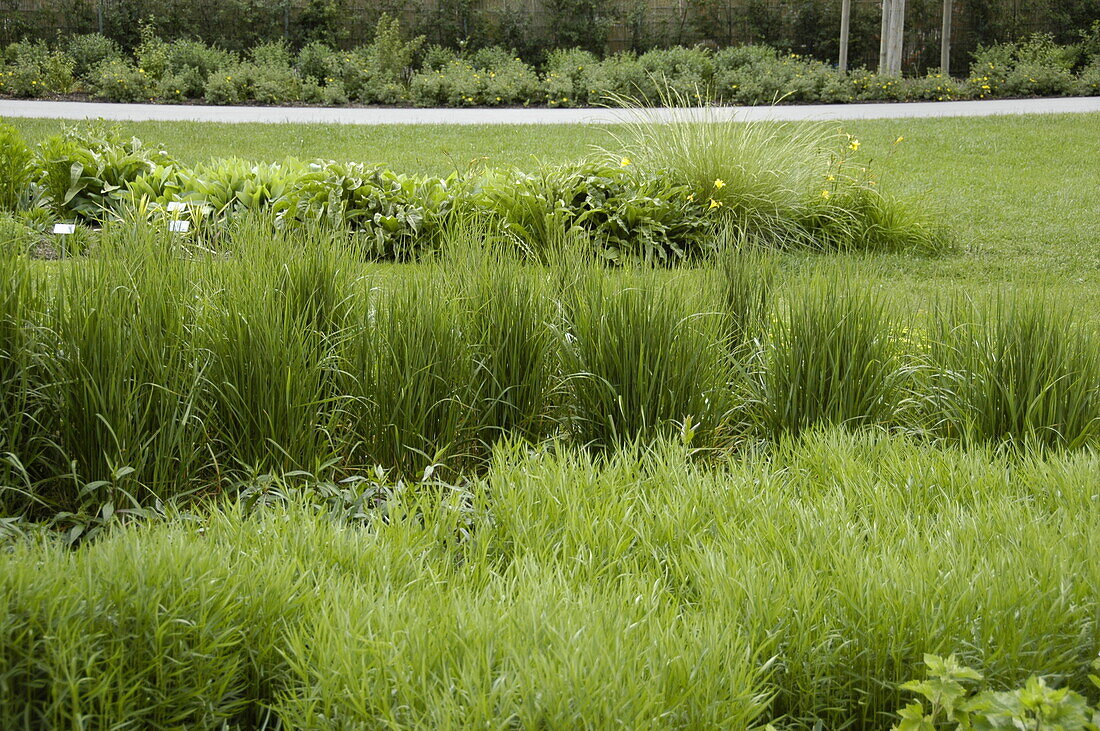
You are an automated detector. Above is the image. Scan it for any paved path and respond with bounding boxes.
[2,97,1099,125]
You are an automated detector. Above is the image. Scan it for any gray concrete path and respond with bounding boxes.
[2,97,1099,124]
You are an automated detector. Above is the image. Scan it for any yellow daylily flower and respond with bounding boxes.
[620,157,632,167]
[713,178,726,189]
[708,198,722,209]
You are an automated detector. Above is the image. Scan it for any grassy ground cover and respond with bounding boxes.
[3,113,1100,728]
[3,434,1100,729]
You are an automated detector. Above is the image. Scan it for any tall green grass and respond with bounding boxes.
[714,235,779,356]
[444,230,560,447]
[929,294,1100,448]
[3,221,1100,518]
[606,96,944,253]
[202,222,349,477]
[0,251,44,514]
[40,252,207,512]
[562,267,729,449]
[345,273,476,476]
[754,270,905,437]
[2,431,1098,728]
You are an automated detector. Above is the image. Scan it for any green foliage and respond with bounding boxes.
[479,159,715,263]
[4,433,1100,726]
[0,40,74,97]
[32,125,174,221]
[359,13,425,104]
[87,57,156,102]
[753,270,905,437]
[0,123,33,212]
[562,268,728,449]
[606,99,941,254]
[65,33,123,80]
[7,121,940,259]
[204,58,302,105]
[410,50,540,107]
[894,654,1100,730]
[4,21,1100,108]
[544,0,613,54]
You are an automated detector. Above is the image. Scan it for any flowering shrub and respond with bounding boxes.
[409,50,539,107]
[88,58,156,103]
[4,24,1099,108]
[0,41,74,98]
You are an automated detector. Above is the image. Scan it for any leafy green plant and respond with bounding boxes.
[0,41,74,97]
[894,654,1100,730]
[66,33,123,80]
[88,57,156,102]
[33,126,174,221]
[358,13,424,104]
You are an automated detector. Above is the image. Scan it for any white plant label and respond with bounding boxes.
[167,201,187,212]
[53,223,76,235]
[168,220,191,233]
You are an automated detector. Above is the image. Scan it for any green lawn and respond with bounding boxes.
[10,112,1100,311]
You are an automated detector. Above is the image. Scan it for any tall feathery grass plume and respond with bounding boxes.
[597,84,946,254]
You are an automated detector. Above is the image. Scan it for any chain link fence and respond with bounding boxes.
[2,0,1094,73]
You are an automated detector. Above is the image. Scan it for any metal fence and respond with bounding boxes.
[1,0,1090,73]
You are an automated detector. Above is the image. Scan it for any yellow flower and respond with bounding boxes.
[687,193,694,202]
[713,178,725,189]
[894,136,904,144]
[708,198,722,209]
[620,157,632,167]
[848,139,860,151]
[820,190,830,200]
[826,174,835,182]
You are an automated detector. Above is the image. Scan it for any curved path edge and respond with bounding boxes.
[2,96,1099,124]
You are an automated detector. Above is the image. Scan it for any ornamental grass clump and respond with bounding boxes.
[753,270,907,437]
[929,294,1100,449]
[604,88,944,253]
[0,251,46,515]
[713,233,779,357]
[439,225,560,447]
[343,272,476,478]
[33,230,208,518]
[201,223,351,477]
[561,267,729,449]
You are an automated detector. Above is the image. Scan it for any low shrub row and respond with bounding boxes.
[3,20,1100,106]
[2,229,1098,525]
[0,121,943,260]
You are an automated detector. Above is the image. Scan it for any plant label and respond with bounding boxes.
[167,201,188,212]
[169,220,191,233]
[53,224,76,235]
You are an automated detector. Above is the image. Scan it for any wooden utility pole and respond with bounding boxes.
[839,0,852,72]
[879,0,893,73]
[885,0,906,74]
[940,0,953,75]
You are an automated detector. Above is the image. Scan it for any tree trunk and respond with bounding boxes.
[839,0,852,72]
